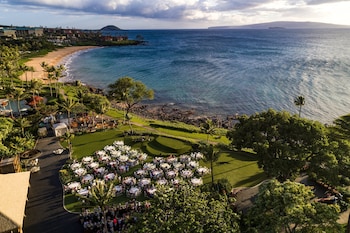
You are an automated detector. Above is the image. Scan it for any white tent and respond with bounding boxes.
[53,123,68,137]
[0,171,31,233]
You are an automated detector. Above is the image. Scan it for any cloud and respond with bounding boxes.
[303,0,350,5]
[5,0,275,19]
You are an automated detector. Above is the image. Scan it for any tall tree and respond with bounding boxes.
[227,109,328,181]
[53,64,65,97]
[61,131,74,159]
[41,62,55,96]
[201,144,221,185]
[79,180,114,233]
[58,97,78,129]
[0,45,20,85]
[200,118,216,143]
[13,87,28,117]
[294,95,305,117]
[3,85,15,118]
[14,117,31,137]
[27,79,43,109]
[246,179,341,233]
[127,184,240,233]
[108,76,154,121]
[331,114,350,141]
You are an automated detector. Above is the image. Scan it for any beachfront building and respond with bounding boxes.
[0,28,16,39]
[0,26,43,39]
[15,27,44,38]
[0,171,31,233]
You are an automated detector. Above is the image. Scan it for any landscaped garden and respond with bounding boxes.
[61,118,266,213]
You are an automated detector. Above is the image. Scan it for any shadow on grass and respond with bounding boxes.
[233,172,267,187]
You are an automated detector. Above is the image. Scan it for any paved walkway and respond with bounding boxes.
[23,136,83,233]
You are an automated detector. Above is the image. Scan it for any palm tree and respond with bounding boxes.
[13,87,28,117]
[294,95,305,117]
[61,131,74,159]
[201,144,221,186]
[58,97,78,129]
[19,64,34,87]
[3,85,15,118]
[41,62,55,96]
[53,65,65,97]
[27,79,43,110]
[200,118,216,143]
[79,180,114,233]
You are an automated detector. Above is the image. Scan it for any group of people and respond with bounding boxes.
[80,200,150,233]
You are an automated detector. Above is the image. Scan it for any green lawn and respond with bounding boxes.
[69,126,266,188]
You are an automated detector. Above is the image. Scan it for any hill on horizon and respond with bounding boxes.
[208,21,350,30]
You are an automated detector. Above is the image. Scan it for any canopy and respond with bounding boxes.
[53,122,68,137]
[0,171,31,233]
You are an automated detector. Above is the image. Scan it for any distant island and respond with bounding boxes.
[208,21,350,30]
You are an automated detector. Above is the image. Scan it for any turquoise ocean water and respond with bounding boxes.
[62,29,350,124]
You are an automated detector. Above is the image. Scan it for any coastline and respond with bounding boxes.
[20,46,98,84]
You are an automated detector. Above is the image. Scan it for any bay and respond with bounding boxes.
[63,29,350,124]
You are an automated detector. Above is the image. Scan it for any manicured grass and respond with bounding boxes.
[201,151,267,187]
[69,126,265,188]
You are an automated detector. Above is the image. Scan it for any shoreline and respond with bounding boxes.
[20,46,98,84]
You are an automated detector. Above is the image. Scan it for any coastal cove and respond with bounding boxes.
[59,29,350,124]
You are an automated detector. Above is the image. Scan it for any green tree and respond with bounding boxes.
[41,62,55,96]
[127,184,240,233]
[27,79,43,109]
[108,76,154,121]
[3,85,15,118]
[14,117,31,137]
[60,131,74,159]
[201,144,221,186]
[52,64,65,97]
[331,114,350,140]
[227,109,328,181]
[246,179,341,233]
[84,93,110,129]
[58,97,78,129]
[0,45,20,85]
[294,95,305,117]
[200,118,216,143]
[13,87,28,117]
[79,180,114,233]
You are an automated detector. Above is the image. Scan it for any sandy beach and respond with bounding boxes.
[20,46,97,84]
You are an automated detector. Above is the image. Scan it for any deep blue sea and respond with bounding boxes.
[62,29,350,124]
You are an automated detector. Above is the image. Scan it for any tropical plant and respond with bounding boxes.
[108,76,154,122]
[294,95,305,117]
[14,117,31,137]
[61,131,74,159]
[58,97,78,129]
[227,109,328,181]
[200,118,216,143]
[201,143,221,185]
[127,184,240,233]
[246,179,341,233]
[78,180,114,233]
[13,87,28,117]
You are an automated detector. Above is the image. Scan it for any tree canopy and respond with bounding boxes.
[107,76,154,119]
[127,184,240,233]
[227,109,328,181]
[246,179,341,233]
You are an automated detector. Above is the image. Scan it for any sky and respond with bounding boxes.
[0,0,350,29]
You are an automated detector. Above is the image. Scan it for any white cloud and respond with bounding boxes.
[1,0,350,29]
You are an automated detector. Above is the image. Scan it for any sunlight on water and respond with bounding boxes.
[62,29,350,124]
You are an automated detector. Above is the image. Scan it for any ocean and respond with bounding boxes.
[62,29,350,124]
